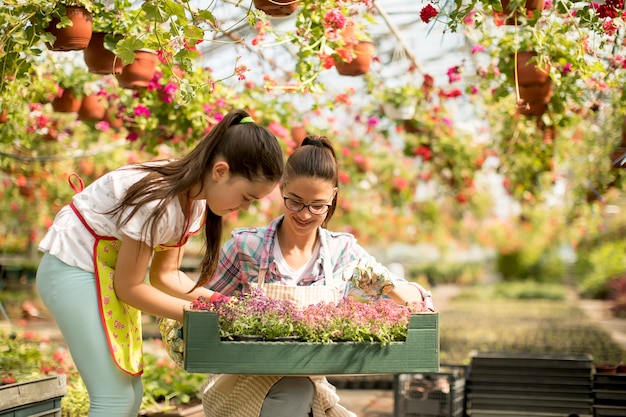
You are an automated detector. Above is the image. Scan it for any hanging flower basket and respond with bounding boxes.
[78,94,106,121]
[335,41,375,76]
[515,51,550,86]
[83,32,124,74]
[516,80,553,116]
[500,0,545,25]
[51,89,82,113]
[46,6,93,51]
[116,50,159,89]
[253,0,299,17]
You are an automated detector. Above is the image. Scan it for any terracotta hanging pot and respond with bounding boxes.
[334,24,375,76]
[253,0,299,17]
[116,50,159,89]
[516,79,553,116]
[83,32,123,74]
[501,0,545,24]
[515,51,550,86]
[335,41,375,76]
[103,106,124,130]
[0,108,7,123]
[403,119,424,134]
[78,94,106,121]
[290,126,308,147]
[46,6,93,51]
[51,89,82,113]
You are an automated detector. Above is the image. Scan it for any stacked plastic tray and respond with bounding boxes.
[593,371,626,417]
[465,352,594,417]
[393,365,466,417]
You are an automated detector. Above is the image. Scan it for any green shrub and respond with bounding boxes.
[493,281,568,300]
[495,249,565,282]
[574,240,626,299]
[405,261,485,285]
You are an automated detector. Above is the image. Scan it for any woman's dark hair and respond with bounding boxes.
[283,135,338,228]
[109,109,284,288]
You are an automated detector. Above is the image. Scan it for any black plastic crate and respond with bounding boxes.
[394,365,466,417]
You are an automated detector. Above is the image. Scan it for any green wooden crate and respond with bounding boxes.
[0,375,66,417]
[183,310,439,375]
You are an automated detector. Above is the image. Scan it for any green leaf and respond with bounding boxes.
[116,37,145,65]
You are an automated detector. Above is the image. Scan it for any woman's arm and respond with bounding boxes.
[113,235,213,321]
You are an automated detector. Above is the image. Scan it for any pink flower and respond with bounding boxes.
[392,177,409,191]
[323,9,347,30]
[133,105,151,117]
[126,131,139,142]
[235,65,248,81]
[268,121,289,138]
[446,65,462,83]
[561,63,573,75]
[95,121,111,131]
[471,44,485,54]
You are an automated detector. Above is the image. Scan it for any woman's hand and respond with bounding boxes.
[342,258,395,297]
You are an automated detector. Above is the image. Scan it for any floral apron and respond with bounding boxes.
[202,234,356,417]
[68,174,197,376]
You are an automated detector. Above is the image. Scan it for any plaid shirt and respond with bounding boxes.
[206,216,434,310]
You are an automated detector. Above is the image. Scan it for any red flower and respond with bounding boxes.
[420,4,438,23]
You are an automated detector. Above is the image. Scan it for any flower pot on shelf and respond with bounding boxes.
[116,50,159,89]
[501,0,545,24]
[253,0,299,17]
[83,32,124,74]
[0,375,67,416]
[51,89,82,113]
[78,94,106,121]
[46,6,93,51]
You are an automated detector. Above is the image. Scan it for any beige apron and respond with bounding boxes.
[202,236,355,417]
[69,174,196,376]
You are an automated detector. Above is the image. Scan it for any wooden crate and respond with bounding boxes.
[183,311,439,375]
[0,375,66,417]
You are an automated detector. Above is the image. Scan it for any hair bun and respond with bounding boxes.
[302,137,323,147]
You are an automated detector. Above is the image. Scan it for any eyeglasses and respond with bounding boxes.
[283,196,332,215]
